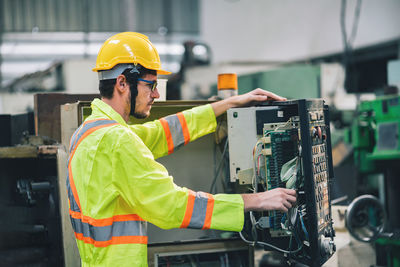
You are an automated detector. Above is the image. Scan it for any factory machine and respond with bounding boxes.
[345,94,400,267]
[0,94,340,266]
[59,98,254,267]
[227,99,336,266]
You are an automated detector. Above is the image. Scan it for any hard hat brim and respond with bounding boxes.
[157,69,172,75]
[93,65,171,75]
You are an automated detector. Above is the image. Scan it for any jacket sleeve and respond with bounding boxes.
[112,129,244,231]
[128,104,217,159]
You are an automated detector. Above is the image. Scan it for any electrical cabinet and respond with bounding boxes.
[228,99,336,266]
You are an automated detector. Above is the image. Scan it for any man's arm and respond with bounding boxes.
[211,88,296,213]
[241,188,297,213]
[211,88,287,117]
[131,104,217,159]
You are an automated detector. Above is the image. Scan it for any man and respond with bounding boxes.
[67,32,296,266]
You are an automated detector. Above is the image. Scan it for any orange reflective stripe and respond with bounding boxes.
[69,209,81,219]
[70,123,119,161]
[75,233,148,247]
[159,118,174,154]
[69,209,145,226]
[68,120,119,211]
[68,164,82,211]
[180,190,196,228]
[69,126,81,152]
[202,193,214,229]
[67,119,149,248]
[180,191,215,230]
[177,112,190,145]
[69,119,100,153]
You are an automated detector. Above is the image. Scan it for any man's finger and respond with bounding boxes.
[283,188,297,195]
[280,205,288,213]
[287,195,297,204]
[254,88,286,101]
[283,200,292,210]
[266,91,286,101]
[253,95,269,102]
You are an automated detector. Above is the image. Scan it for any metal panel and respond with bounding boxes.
[377,122,398,151]
[57,147,80,267]
[388,59,400,86]
[2,0,117,32]
[136,0,165,32]
[149,240,253,267]
[170,0,199,33]
[2,0,199,33]
[226,107,259,182]
[34,93,99,142]
[136,0,199,33]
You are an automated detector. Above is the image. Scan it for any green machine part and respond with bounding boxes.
[211,64,321,99]
[376,238,400,267]
[347,61,400,266]
[363,96,400,161]
[348,105,376,173]
[237,64,321,99]
[349,95,400,173]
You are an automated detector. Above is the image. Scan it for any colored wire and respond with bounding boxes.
[239,230,303,254]
[299,211,309,240]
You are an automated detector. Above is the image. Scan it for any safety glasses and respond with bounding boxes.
[137,78,157,92]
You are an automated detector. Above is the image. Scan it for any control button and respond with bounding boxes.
[310,113,318,121]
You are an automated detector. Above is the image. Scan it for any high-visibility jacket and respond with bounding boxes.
[67,98,244,266]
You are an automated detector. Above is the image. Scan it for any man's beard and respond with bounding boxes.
[129,87,147,119]
[129,86,151,119]
[133,111,148,119]
[132,97,151,119]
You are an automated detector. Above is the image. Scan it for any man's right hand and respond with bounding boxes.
[241,188,297,213]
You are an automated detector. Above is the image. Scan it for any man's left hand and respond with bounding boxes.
[230,88,286,107]
[212,88,286,117]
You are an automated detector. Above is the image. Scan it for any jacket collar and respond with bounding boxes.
[91,98,128,127]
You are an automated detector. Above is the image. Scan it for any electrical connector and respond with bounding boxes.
[261,136,271,144]
[262,148,272,156]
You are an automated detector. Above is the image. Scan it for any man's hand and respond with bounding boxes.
[241,188,297,213]
[211,88,287,117]
[230,88,287,107]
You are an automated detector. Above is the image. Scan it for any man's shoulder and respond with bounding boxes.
[77,117,133,140]
[101,122,134,137]
[104,123,143,143]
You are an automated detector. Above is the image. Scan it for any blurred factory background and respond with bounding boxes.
[1,0,399,112]
[0,0,400,267]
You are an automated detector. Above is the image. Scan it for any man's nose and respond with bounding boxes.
[151,87,160,99]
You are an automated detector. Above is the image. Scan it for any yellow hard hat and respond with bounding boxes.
[93,32,171,75]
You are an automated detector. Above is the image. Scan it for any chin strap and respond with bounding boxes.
[124,65,141,116]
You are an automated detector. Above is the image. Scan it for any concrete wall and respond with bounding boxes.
[201,0,400,63]
[0,92,35,114]
[62,59,98,94]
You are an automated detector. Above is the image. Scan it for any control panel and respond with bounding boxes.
[227,99,335,266]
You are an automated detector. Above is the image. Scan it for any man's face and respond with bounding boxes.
[133,74,159,119]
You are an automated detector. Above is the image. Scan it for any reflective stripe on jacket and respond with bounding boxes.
[67,98,244,266]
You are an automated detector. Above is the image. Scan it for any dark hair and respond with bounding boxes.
[99,79,117,99]
[99,65,157,99]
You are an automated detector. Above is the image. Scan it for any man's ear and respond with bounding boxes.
[115,75,128,94]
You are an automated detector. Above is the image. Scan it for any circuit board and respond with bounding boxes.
[264,128,298,235]
[227,99,336,267]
